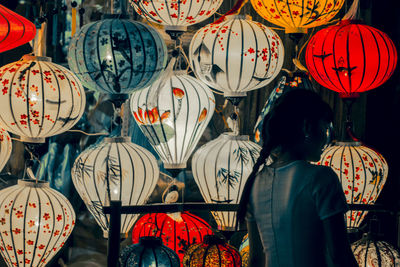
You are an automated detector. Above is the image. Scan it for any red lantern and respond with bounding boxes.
[306,20,397,98]
[132,212,213,263]
[0,4,36,53]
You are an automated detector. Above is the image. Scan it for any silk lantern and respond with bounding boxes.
[132,211,213,263]
[71,137,159,238]
[192,133,261,230]
[0,55,86,143]
[0,179,75,267]
[306,20,397,98]
[317,141,388,229]
[250,0,345,33]
[68,16,167,97]
[189,15,284,97]
[130,72,215,169]
[239,234,249,267]
[183,235,241,267]
[0,128,11,172]
[0,4,36,53]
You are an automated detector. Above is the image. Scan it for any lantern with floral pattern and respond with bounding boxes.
[0,128,11,172]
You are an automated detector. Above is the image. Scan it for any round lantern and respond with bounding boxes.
[68,16,167,97]
[239,234,249,267]
[0,179,75,267]
[352,233,400,267]
[0,55,86,143]
[250,0,345,33]
[130,0,224,32]
[130,72,215,169]
[189,15,284,97]
[71,137,159,238]
[317,141,389,229]
[132,211,213,262]
[0,4,36,53]
[0,128,11,172]
[183,235,241,267]
[306,20,397,98]
[120,237,180,267]
[192,133,261,230]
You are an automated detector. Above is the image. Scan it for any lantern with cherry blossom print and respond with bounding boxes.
[0,55,86,143]
[0,179,75,267]
[0,128,11,172]
[130,72,215,169]
[189,15,284,97]
[306,20,397,98]
[317,141,389,229]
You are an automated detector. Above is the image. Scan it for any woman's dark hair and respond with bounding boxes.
[237,89,334,225]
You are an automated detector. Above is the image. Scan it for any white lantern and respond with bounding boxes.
[71,137,159,238]
[0,55,86,143]
[192,133,261,230]
[317,141,388,229]
[0,128,11,172]
[130,72,215,169]
[189,15,284,97]
[0,179,75,267]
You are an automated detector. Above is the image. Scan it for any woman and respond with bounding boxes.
[237,90,358,267]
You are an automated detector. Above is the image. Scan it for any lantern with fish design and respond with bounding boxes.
[130,72,215,169]
[0,55,86,143]
[317,141,388,229]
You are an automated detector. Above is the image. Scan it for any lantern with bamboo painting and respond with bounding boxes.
[0,128,11,172]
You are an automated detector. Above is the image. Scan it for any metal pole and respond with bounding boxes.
[107,201,122,267]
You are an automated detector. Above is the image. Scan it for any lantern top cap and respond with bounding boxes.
[102,14,130,19]
[334,141,362,146]
[139,236,163,246]
[203,235,225,245]
[225,14,252,21]
[221,132,249,141]
[338,19,364,26]
[18,179,49,188]
[104,136,131,143]
[21,54,52,62]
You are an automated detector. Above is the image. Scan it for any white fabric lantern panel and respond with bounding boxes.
[0,55,86,143]
[71,137,159,238]
[317,141,388,229]
[189,15,284,97]
[131,0,224,31]
[0,128,11,172]
[130,72,215,169]
[192,133,261,230]
[0,180,75,267]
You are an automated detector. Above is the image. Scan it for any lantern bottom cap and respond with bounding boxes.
[285,27,307,34]
[218,225,236,231]
[223,92,247,97]
[164,25,187,32]
[164,163,186,169]
[103,231,128,239]
[19,136,46,143]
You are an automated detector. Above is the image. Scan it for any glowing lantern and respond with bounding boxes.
[239,234,249,267]
[130,72,215,169]
[0,4,36,53]
[189,15,284,97]
[71,137,159,238]
[0,179,75,267]
[0,55,86,143]
[132,211,213,263]
[68,16,167,97]
[306,20,397,98]
[192,133,261,230]
[183,235,241,267]
[0,128,11,172]
[317,141,388,229]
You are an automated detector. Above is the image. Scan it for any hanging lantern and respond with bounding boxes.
[0,128,11,172]
[183,235,241,267]
[68,16,168,98]
[0,55,86,143]
[352,233,400,267]
[0,4,36,53]
[239,234,249,267]
[0,179,75,267]
[130,72,215,169]
[71,137,159,238]
[250,0,345,33]
[317,141,389,229]
[189,15,284,97]
[192,133,261,230]
[120,237,180,267]
[254,71,314,143]
[132,211,213,263]
[306,20,397,98]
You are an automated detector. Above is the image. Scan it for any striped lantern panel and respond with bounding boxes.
[71,137,159,238]
[130,0,224,31]
[0,180,75,267]
[0,55,86,143]
[189,15,284,97]
[0,128,11,172]
[130,72,215,169]
[250,0,345,33]
[317,141,388,229]
[68,17,167,96]
[306,20,397,98]
[192,133,261,230]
